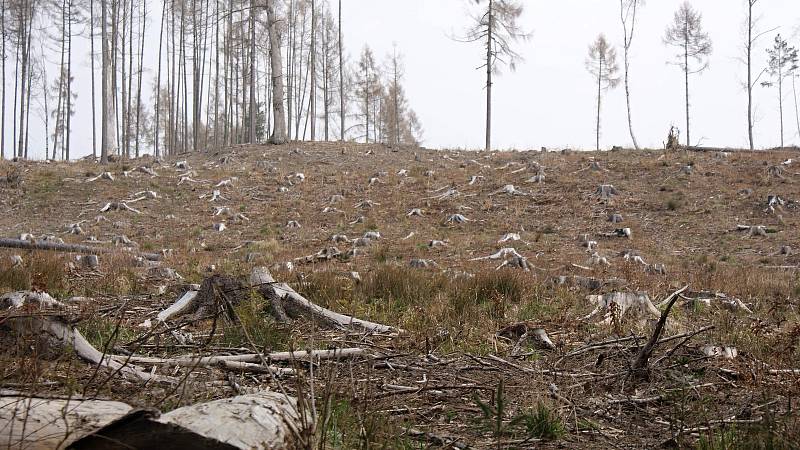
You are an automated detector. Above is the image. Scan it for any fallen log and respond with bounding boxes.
[2,391,309,450]
[122,348,368,367]
[0,395,135,449]
[0,238,162,262]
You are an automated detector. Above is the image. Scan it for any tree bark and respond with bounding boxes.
[747,1,755,151]
[620,0,640,150]
[101,0,117,164]
[338,0,344,140]
[90,0,97,159]
[248,0,257,144]
[684,30,690,147]
[310,0,316,141]
[484,0,493,152]
[266,0,287,144]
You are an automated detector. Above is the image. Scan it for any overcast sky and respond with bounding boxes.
[3,0,800,159]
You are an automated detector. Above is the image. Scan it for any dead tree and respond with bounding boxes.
[619,0,643,150]
[459,0,529,151]
[762,34,799,148]
[664,2,712,147]
[586,34,620,151]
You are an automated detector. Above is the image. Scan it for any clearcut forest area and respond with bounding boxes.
[2,144,800,448]
[2,0,800,449]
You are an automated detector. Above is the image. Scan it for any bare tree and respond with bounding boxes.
[101,0,117,164]
[742,0,779,151]
[664,1,712,147]
[266,0,287,144]
[337,0,344,140]
[460,0,529,152]
[1,0,5,159]
[793,71,800,142]
[762,34,799,148]
[355,45,378,143]
[619,0,643,150]
[586,34,620,151]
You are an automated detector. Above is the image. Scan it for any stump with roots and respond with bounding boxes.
[497,322,556,352]
[583,292,660,326]
[608,213,624,223]
[665,126,680,150]
[596,184,618,200]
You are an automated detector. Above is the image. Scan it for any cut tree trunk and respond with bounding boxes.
[1,391,309,450]
[0,238,162,261]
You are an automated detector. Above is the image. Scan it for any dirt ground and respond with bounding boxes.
[1,143,800,449]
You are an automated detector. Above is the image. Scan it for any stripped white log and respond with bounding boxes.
[253,267,401,334]
[124,348,368,366]
[147,290,200,325]
[425,188,459,200]
[471,247,524,261]
[100,202,141,214]
[87,171,115,182]
[407,208,424,217]
[490,184,527,196]
[402,232,416,240]
[215,178,235,188]
[286,220,301,229]
[397,169,409,176]
[468,175,484,185]
[0,396,133,449]
[214,222,227,232]
[497,233,522,244]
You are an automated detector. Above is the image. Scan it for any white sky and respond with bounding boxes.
[2,0,800,159]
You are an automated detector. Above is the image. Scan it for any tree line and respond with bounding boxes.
[0,0,423,162]
[470,0,799,151]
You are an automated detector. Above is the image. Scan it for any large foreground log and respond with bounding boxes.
[0,238,162,262]
[1,392,309,449]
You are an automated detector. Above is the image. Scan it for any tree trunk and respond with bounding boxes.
[266,0,287,144]
[66,0,73,160]
[16,6,28,159]
[793,73,800,143]
[778,67,784,148]
[248,0,256,144]
[155,0,166,159]
[101,0,117,164]
[684,35,690,147]
[620,0,640,150]
[90,0,97,159]
[747,2,754,151]
[596,59,602,151]
[213,0,220,151]
[485,0,493,152]
[0,0,5,160]
[135,0,146,158]
[310,0,316,141]
[338,0,344,140]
